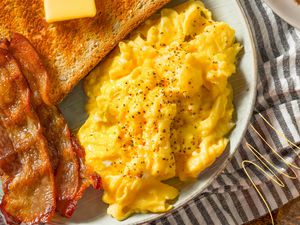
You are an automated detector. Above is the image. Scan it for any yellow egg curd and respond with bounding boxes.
[78,0,242,220]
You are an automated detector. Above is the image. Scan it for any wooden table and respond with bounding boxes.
[247,197,300,225]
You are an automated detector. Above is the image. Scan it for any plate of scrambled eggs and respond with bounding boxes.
[59,0,257,224]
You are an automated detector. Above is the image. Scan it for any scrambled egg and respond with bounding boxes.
[78,0,241,220]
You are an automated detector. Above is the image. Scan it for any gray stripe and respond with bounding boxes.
[270,59,288,104]
[282,55,299,100]
[273,106,295,145]
[255,0,280,58]
[276,176,294,202]
[206,196,230,225]
[183,205,200,225]
[243,188,261,219]
[285,102,300,141]
[249,2,292,107]
[239,131,258,162]
[215,195,238,225]
[160,217,171,225]
[256,185,270,212]
[265,181,283,209]
[194,198,214,224]
[290,176,300,194]
[255,67,269,111]
[257,64,277,111]
[219,167,251,223]
[216,177,243,224]
[249,117,283,165]
[241,0,269,62]
[274,15,290,52]
[288,26,300,45]
[272,109,300,199]
[227,150,243,170]
[171,210,185,225]
[262,111,295,201]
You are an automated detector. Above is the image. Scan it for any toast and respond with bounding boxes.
[0,0,171,104]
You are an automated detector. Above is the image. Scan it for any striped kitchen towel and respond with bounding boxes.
[148,0,300,225]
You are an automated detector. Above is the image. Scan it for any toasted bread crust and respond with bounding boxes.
[0,0,170,103]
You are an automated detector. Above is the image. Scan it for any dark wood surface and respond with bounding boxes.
[247,197,300,225]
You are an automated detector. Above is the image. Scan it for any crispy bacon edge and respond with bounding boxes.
[57,138,102,217]
[8,33,102,217]
[0,46,56,224]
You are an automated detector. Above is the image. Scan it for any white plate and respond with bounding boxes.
[57,0,257,224]
[263,0,300,30]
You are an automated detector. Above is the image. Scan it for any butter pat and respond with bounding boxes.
[44,0,97,23]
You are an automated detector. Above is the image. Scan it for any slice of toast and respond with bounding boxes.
[0,0,170,104]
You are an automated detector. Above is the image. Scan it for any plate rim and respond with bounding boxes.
[60,0,259,224]
[129,0,259,224]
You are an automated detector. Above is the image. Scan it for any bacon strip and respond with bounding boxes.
[9,33,101,217]
[0,48,56,224]
[9,33,80,202]
[57,138,102,217]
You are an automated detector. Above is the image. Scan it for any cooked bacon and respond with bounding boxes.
[71,137,102,191]
[0,39,9,50]
[9,33,101,217]
[0,124,20,185]
[0,48,56,224]
[57,138,102,217]
[9,33,80,202]
[8,35,51,105]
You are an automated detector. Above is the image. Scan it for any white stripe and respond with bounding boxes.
[283,22,298,51]
[176,208,193,225]
[266,10,287,54]
[223,162,236,174]
[211,194,238,225]
[262,183,279,211]
[247,121,270,156]
[284,177,300,200]
[201,197,223,225]
[239,0,264,63]
[235,139,256,164]
[257,1,284,56]
[210,177,219,189]
[249,186,269,216]
[291,101,300,132]
[257,111,283,150]
[260,61,279,105]
[189,200,207,225]
[257,110,292,204]
[281,106,300,142]
[278,17,293,52]
[250,1,275,59]
[166,213,178,225]
[222,192,244,224]
[231,148,246,166]
[222,168,250,190]
[255,65,269,109]
[276,55,292,100]
[235,190,256,222]
[269,109,293,148]
[272,179,289,204]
